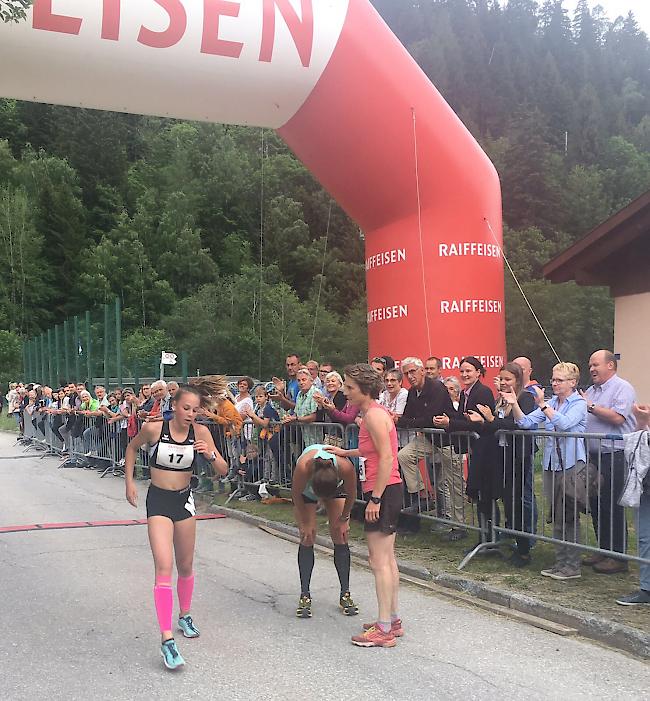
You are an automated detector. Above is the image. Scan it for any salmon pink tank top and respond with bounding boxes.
[358,403,402,494]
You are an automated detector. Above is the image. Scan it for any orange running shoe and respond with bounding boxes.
[362,619,403,637]
[351,625,397,648]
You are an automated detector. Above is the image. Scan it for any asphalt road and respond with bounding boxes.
[0,432,647,701]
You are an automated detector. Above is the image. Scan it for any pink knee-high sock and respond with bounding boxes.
[153,577,173,633]
[177,573,195,615]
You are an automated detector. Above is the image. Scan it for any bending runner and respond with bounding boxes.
[327,364,403,648]
[291,444,359,619]
[125,377,228,670]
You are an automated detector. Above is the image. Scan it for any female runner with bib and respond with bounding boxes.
[291,444,359,619]
[327,364,403,648]
[125,377,228,670]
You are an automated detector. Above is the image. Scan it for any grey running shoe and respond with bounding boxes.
[615,590,650,606]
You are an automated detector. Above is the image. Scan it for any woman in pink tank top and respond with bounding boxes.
[326,363,403,649]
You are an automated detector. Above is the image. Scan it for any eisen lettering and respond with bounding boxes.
[31,0,315,67]
[202,0,244,59]
[259,0,314,67]
[367,305,408,323]
[138,0,187,49]
[439,299,502,314]
[365,248,407,271]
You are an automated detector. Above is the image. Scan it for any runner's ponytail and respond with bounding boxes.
[311,457,339,500]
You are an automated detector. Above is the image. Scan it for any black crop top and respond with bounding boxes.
[149,420,197,473]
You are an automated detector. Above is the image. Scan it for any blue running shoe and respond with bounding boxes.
[178,614,200,638]
[160,638,185,670]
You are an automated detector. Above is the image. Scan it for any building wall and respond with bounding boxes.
[615,292,650,401]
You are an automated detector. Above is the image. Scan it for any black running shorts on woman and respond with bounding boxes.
[363,483,402,534]
[146,484,196,522]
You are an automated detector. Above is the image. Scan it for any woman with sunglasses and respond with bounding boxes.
[501,362,587,580]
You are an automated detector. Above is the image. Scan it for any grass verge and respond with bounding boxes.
[0,414,18,432]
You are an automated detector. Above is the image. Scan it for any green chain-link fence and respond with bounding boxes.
[22,298,188,389]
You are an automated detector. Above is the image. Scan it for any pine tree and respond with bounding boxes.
[0,185,51,334]
[500,107,563,232]
[18,151,86,316]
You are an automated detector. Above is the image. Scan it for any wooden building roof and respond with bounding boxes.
[543,190,650,297]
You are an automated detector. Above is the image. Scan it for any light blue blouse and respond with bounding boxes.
[516,391,587,471]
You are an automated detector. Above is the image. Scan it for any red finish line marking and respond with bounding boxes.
[0,514,225,534]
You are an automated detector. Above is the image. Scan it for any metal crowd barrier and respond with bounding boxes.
[15,408,59,457]
[17,410,39,449]
[344,424,481,535]
[470,428,650,571]
[208,420,648,573]
[15,410,125,476]
[219,420,347,503]
[212,420,485,537]
[55,413,120,475]
[16,411,649,573]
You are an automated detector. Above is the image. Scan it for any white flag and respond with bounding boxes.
[161,352,178,366]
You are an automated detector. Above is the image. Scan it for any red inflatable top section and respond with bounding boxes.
[0,0,506,378]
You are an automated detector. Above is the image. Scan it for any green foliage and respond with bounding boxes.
[139,191,219,297]
[122,328,172,378]
[0,101,25,149]
[18,150,86,315]
[0,139,17,185]
[0,184,50,334]
[0,329,22,385]
[505,278,614,383]
[162,265,368,378]
[0,0,31,23]
[599,136,650,211]
[503,225,566,281]
[77,212,176,329]
[560,165,610,239]
[499,108,564,232]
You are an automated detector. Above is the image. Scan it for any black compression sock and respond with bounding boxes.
[334,543,351,595]
[298,545,315,596]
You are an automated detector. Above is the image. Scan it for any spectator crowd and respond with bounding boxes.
[3,348,649,606]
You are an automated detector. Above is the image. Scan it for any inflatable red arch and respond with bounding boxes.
[0,0,505,375]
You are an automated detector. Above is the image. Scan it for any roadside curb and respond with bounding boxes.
[208,502,650,660]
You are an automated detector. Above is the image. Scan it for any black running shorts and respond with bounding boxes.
[146,484,196,522]
[363,483,403,535]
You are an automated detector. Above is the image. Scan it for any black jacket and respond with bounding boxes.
[482,391,537,463]
[445,381,499,500]
[397,377,457,430]
[448,381,496,433]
